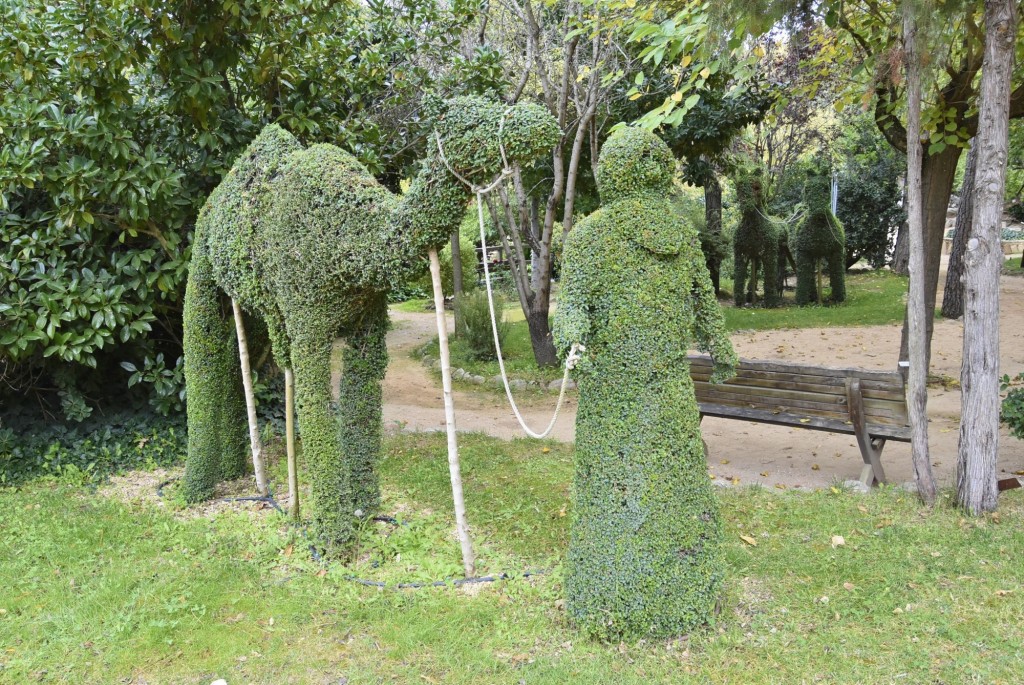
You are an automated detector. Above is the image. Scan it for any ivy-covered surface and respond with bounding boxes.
[732,168,785,308]
[183,96,558,555]
[554,128,738,639]
[794,171,847,305]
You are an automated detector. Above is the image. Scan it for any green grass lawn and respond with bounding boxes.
[1005,254,1024,275]
[3,432,1023,684]
[417,270,909,384]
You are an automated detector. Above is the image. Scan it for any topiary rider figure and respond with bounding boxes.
[794,170,847,304]
[554,128,738,639]
[183,97,559,556]
[733,167,785,307]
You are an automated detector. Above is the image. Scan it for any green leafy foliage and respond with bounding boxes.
[732,167,784,308]
[794,170,847,305]
[0,410,185,485]
[1001,372,1024,441]
[554,128,737,639]
[0,0,503,417]
[183,97,559,555]
[455,290,509,361]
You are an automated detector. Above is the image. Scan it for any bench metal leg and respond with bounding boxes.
[846,378,888,486]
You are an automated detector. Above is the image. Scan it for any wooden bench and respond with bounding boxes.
[688,355,911,486]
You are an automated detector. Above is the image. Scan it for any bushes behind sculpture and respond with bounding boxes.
[554,127,737,639]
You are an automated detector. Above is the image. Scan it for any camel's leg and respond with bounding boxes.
[827,248,847,303]
[339,298,389,518]
[795,248,817,306]
[182,248,248,502]
[290,324,354,554]
[816,260,823,304]
[750,259,759,306]
[761,244,780,308]
[734,251,748,307]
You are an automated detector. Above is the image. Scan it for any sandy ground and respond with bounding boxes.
[378,266,1024,490]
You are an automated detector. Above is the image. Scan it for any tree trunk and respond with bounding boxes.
[903,11,938,506]
[898,143,964,368]
[231,298,269,496]
[526,308,558,367]
[705,174,723,296]
[957,0,1015,515]
[891,220,910,275]
[941,141,978,319]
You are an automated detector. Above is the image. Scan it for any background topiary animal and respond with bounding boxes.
[554,127,738,639]
[183,96,559,555]
[794,170,847,305]
[732,167,785,307]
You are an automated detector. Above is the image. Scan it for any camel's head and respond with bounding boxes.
[734,166,766,210]
[431,96,560,186]
[802,169,833,215]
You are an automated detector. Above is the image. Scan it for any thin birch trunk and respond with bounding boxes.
[957,0,1016,515]
[285,367,298,519]
[904,10,938,505]
[231,298,269,496]
[428,247,475,576]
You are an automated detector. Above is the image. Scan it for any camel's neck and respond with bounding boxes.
[387,149,471,277]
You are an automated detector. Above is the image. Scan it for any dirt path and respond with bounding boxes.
[379,270,1024,489]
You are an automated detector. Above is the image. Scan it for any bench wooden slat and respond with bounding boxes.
[690,369,908,403]
[688,354,904,384]
[693,382,908,424]
[698,403,912,441]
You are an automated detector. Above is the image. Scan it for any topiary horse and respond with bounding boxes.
[183,96,559,555]
[554,128,737,639]
[733,168,785,308]
[794,170,847,304]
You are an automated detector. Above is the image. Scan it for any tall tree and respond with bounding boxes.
[903,6,938,505]
[957,0,1017,515]
[476,0,631,366]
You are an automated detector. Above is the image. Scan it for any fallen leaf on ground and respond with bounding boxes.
[739,535,758,546]
[843,582,855,591]
[831,535,846,548]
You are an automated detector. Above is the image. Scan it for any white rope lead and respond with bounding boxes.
[434,117,581,439]
[476,192,582,439]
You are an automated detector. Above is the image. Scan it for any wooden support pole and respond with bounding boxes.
[428,247,476,577]
[231,298,269,496]
[284,367,298,519]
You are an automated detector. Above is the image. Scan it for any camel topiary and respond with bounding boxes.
[183,96,559,555]
[794,171,847,304]
[733,167,786,308]
[554,128,738,639]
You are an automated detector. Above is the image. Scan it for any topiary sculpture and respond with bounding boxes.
[183,96,559,555]
[733,167,785,307]
[553,128,738,640]
[794,170,847,305]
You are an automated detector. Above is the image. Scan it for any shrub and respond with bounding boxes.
[0,410,186,486]
[1001,372,1024,440]
[456,290,508,361]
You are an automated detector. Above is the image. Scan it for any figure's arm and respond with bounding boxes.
[553,231,592,363]
[689,233,737,384]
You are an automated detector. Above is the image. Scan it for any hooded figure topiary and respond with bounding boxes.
[554,127,738,640]
[794,170,847,305]
[183,96,559,556]
[733,167,786,307]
